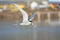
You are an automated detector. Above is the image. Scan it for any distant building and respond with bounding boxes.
[0,0,48,4]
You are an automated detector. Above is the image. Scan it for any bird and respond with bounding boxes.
[13,4,32,25]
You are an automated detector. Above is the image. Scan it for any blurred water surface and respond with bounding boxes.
[0,21,60,40]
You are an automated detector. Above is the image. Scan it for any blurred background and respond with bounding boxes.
[0,0,60,40]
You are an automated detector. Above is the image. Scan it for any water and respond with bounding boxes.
[0,21,60,40]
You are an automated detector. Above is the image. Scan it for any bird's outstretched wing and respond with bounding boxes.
[14,4,29,22]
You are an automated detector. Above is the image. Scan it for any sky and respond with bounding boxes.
[0,0,60,2]
[0,0,23,1]
[49,0,60,2]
